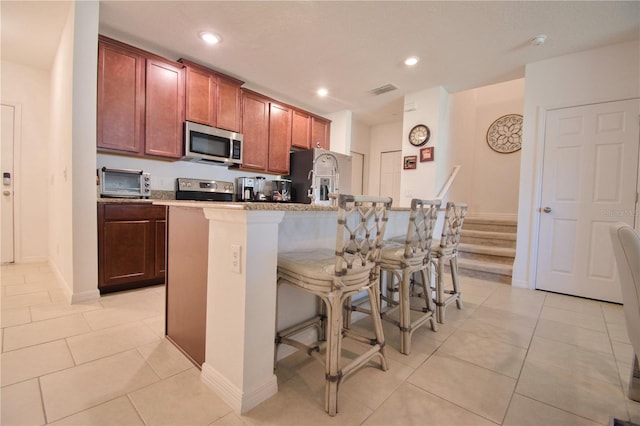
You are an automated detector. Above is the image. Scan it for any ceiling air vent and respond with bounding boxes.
[368,83,398,96]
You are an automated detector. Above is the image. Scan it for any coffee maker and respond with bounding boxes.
[235,177,255,201]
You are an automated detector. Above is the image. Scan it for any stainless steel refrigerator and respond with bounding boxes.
[288,148,352,204]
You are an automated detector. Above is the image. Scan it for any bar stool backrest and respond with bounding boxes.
[610,222,640,360]
[336,194,393,277]
[404,199,441,260]
[439,202,468,251]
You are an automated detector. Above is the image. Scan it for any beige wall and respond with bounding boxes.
[1,61,50,263]
[447,78,524,217]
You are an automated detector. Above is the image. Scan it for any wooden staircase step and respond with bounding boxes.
[461,230,516,248]
[457,243,515,264]
[461,229,516,240]
[463,216,517,233]
[450,258,513,284]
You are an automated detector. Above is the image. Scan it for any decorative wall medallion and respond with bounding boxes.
[486,114,523,153]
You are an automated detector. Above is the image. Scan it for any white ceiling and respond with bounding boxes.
[2,1,639,125]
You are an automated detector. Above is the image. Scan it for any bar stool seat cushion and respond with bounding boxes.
[380,241,428,269]
[278,249,374,289]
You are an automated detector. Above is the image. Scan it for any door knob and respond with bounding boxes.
[3,190,10,196]
[543,207,552,213]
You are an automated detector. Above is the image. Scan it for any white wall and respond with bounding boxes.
[70,1,100,301]
[49,5,75,291]
[49,1,100,301]
[326,110,351,155]
[401,86,449,207]
[1,61,50,263]
[447,79,524,217]
[350,118,371,194]
[368,120,402,197]
[513,40,640,289]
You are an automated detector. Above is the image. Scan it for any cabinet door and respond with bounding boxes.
[291,109,311,149]
[145,58,185,158]
[101,219,153,287]
[268,103,292,174]
[98,204,166,293]
[97,41,145,154]
[216,77,242,132]
[311,117,330,150]
[184,66,215,126]
[241,91,269,171]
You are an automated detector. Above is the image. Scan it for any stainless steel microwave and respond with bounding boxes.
[99,167,151,198]
[183,121,243,166]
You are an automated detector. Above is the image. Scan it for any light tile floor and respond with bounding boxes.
[1,262,639,425]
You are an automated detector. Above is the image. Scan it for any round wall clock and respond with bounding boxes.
[408,124,430,147]
[486,114,523,153]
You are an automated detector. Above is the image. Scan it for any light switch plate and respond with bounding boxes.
[231,244,241,273]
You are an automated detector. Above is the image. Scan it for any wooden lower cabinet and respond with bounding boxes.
[97,202,167,294]
[165,206,208,367]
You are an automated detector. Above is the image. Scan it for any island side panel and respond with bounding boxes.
[166,206,209,366]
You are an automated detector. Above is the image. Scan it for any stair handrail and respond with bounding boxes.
[435,165,461,201]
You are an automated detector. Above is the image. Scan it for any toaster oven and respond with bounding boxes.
[99,167,151,198]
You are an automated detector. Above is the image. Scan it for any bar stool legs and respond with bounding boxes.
[431,201,467,324]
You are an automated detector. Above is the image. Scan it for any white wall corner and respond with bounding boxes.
[201,362,278,414]
[326,109,353,154]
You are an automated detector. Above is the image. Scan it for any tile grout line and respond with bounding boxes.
[497,290,548,424]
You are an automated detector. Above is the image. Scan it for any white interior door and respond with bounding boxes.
[380,150,401,206]
[350,151,364,195]
[1,104,15,263]
[536,99,640,303]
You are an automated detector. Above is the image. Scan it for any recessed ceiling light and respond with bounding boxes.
[317,88,328,97]
[530,34,547,46]
[404,56,419,66]
[199,32,221,45]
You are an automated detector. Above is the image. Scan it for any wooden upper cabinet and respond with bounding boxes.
[291,109,311,149]
[216,76,242,132]
[97,40,145,154]
[145,58,185,159]
[241,91,269,171]
[268,103,292,174]
[311,117,331,150]
[184,65,215,126]
[181,59,243,132]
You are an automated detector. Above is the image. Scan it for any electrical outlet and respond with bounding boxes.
[231,244,241,273]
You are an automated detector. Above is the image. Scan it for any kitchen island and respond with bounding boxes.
[154,200,409,414]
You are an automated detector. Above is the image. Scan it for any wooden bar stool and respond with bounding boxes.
[275,194,392,416]
[378,198,441,355]
[431,201,468,323]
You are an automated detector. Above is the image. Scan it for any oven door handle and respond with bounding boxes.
[101,166,143,175]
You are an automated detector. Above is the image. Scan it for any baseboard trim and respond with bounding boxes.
[511,278,529,289]
[71,289,101,304]
[200,363,278,414]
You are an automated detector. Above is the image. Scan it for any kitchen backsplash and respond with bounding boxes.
[97,153,280,192]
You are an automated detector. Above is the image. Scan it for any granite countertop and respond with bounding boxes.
[152,200,339,211]
[97,190,175,204]
[152,199,410,212]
